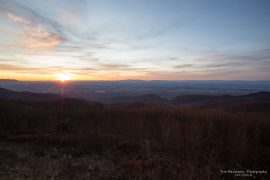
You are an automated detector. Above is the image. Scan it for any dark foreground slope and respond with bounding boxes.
[0,88,269,179]
[172,91,270,104]
[0,87,61,101]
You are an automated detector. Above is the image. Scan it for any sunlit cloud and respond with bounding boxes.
[0,0,269,80]
[5,11,32,25]
[3,11,64,49]
[24,27,63,49]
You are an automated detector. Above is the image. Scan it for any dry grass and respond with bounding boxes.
[0,101,269,179]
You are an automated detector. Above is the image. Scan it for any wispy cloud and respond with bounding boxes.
[170,48,270,79]
[174,64,194,69]
[0,0,269,80]
[1,7,65,50]
[5,11,31,25]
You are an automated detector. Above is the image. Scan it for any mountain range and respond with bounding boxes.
[1,87,270,111]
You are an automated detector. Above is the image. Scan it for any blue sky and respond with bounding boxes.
[0,0,270,80]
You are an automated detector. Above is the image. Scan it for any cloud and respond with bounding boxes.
[201,49,270,70]
[0,1,269,80]
[99,63,130,69]
[0,63,56,75]
[0,63,35,71]
[174,64,194,69]
[5,11,31,25]
[1,9,65,50]
[167,48,270,80]
[24,26,63,48]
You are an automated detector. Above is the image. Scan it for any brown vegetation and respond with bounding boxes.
[0,99,269,179]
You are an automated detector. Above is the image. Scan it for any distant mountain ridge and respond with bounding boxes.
[1,87,270,107]
[172,91,270,105]
[107,93,169,104]
[0,87,61,102]
[1,80,270,101]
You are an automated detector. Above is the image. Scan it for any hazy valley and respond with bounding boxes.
[0,81,269,179]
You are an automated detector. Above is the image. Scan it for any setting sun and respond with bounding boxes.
[1,0,270,178]
[57,73,70,82]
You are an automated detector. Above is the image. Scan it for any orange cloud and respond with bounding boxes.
[4,11,63,49]
[24,27,62,48]
[5,11,32,25]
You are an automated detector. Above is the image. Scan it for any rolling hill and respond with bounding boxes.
[0,87,61,102]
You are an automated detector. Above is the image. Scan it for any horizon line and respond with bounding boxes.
[1,79,270,82]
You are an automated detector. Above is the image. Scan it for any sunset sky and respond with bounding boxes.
[0,0,270,80]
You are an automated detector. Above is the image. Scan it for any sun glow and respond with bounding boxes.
[57,73,70,82]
